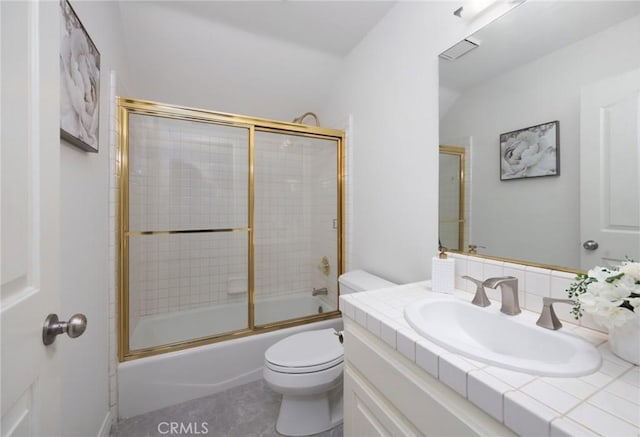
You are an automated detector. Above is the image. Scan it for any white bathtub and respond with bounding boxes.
[119,296,342,418]
[130,295,333,350]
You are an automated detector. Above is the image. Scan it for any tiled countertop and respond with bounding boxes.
[340,282,640,437]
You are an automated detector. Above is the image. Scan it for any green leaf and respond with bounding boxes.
[605,273,625,283]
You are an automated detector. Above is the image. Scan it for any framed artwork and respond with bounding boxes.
[499,121,559,181]
[60,0,100,153]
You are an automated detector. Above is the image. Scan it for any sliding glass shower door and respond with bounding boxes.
[125,114,250,351]
[119,98,344,360]
[253,131,340,326]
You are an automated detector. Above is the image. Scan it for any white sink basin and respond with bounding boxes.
[404,297,601,377]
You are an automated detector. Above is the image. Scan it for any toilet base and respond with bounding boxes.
[275,385,343,436]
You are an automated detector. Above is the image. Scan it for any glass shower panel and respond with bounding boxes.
[253,131,339,326]
[127,114,250,351]
[128,114,248,231]
[128,232,248,350]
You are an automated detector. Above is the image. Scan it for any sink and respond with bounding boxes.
[404,297,601,377]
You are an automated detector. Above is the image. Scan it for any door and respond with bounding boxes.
[1,2,62,435]
[580,68,640,270]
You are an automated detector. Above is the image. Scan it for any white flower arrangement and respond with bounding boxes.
[568,260,640,329]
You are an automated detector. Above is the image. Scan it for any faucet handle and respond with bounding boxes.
[462,275,491,307]
[536,297,574,330]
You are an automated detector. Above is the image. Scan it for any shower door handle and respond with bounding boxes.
[42,313,87,345]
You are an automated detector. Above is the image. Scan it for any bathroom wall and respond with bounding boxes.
[320,2,514,284]
[440,14,640,268]
[60,1,130,434]
[115,1,343,122]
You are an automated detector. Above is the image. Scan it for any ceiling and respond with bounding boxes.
[440,1,640,92]
[150,1,397,56]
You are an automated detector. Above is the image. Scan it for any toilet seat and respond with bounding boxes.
[265,328,343,374]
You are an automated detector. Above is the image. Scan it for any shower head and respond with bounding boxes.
[292,112,320,127]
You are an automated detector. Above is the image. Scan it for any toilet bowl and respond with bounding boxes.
[263,270,396,436]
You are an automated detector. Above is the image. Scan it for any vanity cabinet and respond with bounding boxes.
[343,319,514,437]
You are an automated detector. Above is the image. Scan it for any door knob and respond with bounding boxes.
[42,313,87,345]
[582,240,599,251]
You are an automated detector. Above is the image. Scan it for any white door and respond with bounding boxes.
[580,68,640,270]
[1,2,62,435]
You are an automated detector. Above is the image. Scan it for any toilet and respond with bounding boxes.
[263,270,396,436]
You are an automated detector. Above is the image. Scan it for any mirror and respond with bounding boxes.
[439,1,640,271]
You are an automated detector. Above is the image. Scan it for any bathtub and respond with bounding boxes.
[118,295,342,418]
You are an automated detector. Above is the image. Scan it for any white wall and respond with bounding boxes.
[116,2,343,122]
[440,14,640,268]
[59,1,130,435]
[320,2,514,284]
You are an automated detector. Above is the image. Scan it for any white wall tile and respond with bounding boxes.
[439,354,476,397]
[524,266,551,297]
[619,366,639,388]
[550,271,578,324]
[483,366,536,389]
[396,328,418,362]
[540,376,598,399]
[415,340,440,378]
[482,259,504,279]
[550,418,600,437]
[524,292,544,313]
[355,307,368,327]
[467,370,512,422]
[379,319,397,349]
[504,391,558,437]
[604,378,640,405]
[366,311,381,337]
[520,379,582,414]
[567,403,639,436]
[588,390,640,425]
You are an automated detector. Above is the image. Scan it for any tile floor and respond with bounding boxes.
[110,380,344,437]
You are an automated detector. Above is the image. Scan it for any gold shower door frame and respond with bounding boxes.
[439,145,466,252]
[118,97,345,361]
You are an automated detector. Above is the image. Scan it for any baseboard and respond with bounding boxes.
[97,411,112,437]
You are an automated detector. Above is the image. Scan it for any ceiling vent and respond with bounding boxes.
[439,38,479,61]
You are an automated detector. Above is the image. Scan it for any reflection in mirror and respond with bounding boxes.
[439,1,640,271]
[439,146,466,251]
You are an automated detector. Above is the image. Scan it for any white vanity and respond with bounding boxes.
[341,282,640,436]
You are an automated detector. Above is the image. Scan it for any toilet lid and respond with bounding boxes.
[265,328,344,374]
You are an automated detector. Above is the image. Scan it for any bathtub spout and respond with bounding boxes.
[312,287,328,296]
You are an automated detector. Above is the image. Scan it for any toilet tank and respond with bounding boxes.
[338,270,396,295]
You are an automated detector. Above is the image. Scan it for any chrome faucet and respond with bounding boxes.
[312,287,328,296]
[483,276,521,315]
[536,297,574,330]
[462,276,490,307]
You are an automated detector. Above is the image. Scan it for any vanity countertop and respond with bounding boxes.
[340,282,640,437]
